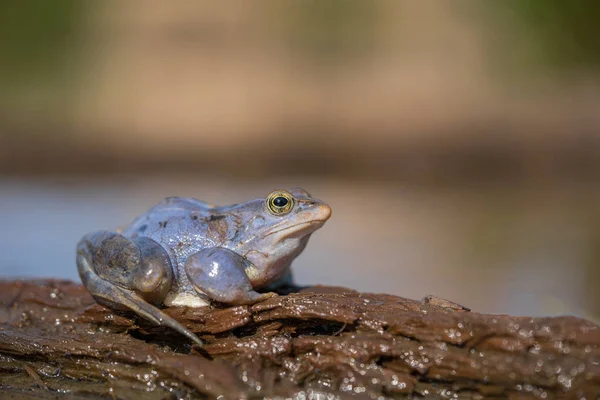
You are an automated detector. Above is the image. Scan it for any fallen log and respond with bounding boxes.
[0,279,598,399]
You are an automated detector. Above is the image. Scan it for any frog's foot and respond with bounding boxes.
[245,291,278,305]
[422,295,471,312]
[185,247,275,305]
[77,231,204,346]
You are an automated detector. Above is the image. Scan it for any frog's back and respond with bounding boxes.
[121,197,219,256]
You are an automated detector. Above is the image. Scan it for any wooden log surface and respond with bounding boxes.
[0,279,598,399]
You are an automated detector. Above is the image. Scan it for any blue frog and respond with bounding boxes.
[76,188,331,345]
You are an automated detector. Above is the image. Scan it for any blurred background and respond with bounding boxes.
[1,1,599,321]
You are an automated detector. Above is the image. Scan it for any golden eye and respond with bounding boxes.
[266,190,294,215]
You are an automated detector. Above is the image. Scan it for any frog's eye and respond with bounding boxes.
[266,190,294,215]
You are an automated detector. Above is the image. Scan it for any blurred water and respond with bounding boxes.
[0,176,598,321]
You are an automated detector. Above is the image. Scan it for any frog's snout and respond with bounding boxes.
[298,199,331,224]
[317,204,332,222]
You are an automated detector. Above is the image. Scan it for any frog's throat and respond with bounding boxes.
[264,220,327,238]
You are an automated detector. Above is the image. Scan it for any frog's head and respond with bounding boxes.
[225,188,331,287]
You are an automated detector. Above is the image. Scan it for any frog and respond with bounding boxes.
[76,188,331,346]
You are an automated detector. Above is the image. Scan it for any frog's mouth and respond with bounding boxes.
[265,219,328,240]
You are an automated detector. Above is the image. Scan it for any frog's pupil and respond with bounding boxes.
[273,196,288,207]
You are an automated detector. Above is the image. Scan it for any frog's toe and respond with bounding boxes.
[244,291,278,305]
[215,289,278,305]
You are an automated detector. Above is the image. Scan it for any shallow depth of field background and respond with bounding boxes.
[1,1,599,321]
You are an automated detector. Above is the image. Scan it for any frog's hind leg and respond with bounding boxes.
[185,247,276,305]
[78,255,203,345]
[76,231,203,346]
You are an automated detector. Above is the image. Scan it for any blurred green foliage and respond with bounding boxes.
[282,0,379,66]
[503,0,600,70]
[0,0,81,103]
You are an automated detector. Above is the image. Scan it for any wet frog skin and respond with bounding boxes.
[76,188,331,345]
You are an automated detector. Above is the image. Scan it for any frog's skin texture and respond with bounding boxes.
[76,188,331,346]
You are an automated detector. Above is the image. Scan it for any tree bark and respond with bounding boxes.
[0,279,598,399]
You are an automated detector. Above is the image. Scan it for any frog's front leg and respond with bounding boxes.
[260,268,299,291]
[76,231,203,345]
[185,248,276,305]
